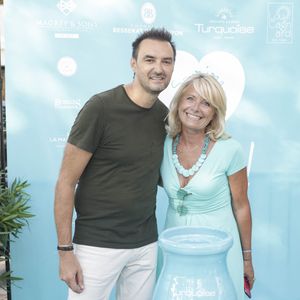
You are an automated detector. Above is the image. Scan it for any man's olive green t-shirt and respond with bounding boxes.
[68,85,168,249]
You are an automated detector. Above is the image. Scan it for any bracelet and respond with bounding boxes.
[57,245,74,251]
[242,249,252,253]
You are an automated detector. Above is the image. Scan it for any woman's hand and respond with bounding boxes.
[244,259,255,289]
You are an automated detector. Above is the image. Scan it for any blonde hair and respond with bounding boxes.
[166,73,230,141]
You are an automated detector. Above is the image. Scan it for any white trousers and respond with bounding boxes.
[68,242,158,300]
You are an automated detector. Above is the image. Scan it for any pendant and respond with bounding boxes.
[177,205,188,216]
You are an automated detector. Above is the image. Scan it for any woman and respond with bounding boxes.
[160,73,254,299]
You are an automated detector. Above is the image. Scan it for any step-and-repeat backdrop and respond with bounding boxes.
[5,1,299,299]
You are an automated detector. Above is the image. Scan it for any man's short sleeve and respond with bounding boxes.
[67,95,105,153]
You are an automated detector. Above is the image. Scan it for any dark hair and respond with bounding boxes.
[132,27,176,60]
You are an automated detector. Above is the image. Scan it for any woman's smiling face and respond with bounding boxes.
[178,83,215,133]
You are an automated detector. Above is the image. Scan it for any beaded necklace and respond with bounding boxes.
[172,134,210,178]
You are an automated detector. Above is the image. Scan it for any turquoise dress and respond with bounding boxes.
[160,136,246,300]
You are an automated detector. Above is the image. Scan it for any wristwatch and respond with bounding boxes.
[57,245,74,251]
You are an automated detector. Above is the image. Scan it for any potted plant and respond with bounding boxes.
[0,174,34,292]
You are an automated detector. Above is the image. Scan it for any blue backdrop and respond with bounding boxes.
[5,1,300,299]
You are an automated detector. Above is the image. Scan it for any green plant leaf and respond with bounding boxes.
[0,173,33,284]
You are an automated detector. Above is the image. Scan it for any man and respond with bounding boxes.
[54,28,176,300]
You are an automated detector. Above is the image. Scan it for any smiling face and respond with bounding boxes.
[131,39,175,95]
[178,83,215,134]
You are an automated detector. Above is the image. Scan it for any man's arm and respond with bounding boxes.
[54,143,93,293]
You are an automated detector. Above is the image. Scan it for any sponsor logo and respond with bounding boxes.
[49,136,68,148]
[57,0,77,16]
[54,33,79,39]
[216,7,233,21]
[54,98,82,109]
[267,2,293,44]
[37,1,98,38]
[36,19,98,33]
[141,2,156,24]
[113,2,183,36]
[170,277,216,298]
[57,56,77,77]
[195,7,255,39]
[112,27,183,36]
[112,26,147,34]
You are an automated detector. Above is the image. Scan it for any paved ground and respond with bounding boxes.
[0,259,7,300]
[0,290,7,300]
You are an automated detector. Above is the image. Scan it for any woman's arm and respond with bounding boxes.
[229,167,255,289]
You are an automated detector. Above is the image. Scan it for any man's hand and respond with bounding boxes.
[59,251,84,293]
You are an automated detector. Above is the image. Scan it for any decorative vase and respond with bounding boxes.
[153,226,237,300]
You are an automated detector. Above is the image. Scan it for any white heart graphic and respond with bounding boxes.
[159,50,245,120]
